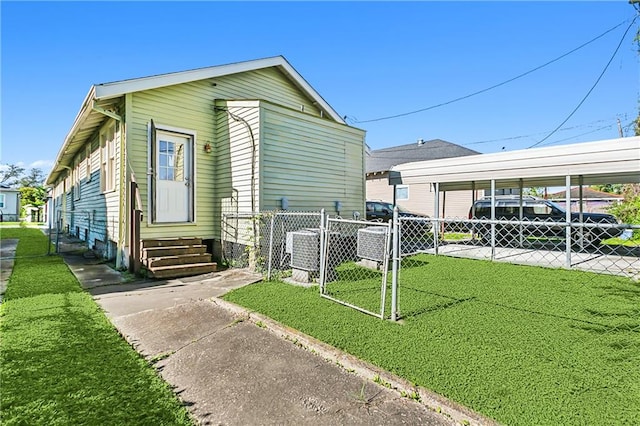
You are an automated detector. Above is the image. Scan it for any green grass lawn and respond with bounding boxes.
[224,255,640,425]
[0,221,45,227]
[0,227,193,425]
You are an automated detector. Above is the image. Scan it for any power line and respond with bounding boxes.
[528,15,638,148]
[368,114,631,154]
[459,116,624,147]
[534,124,616,148]
[372,123,617,162]
[353,17,634,124]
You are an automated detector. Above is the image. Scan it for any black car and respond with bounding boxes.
[366,200,432,236]
[366,201,430,221]
[468,196,622,246]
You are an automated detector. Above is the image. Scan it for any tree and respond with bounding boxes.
[0,164,48,219]
[592,184,623,194]
[523,187,544,197]
[19,168,45,187]
[0,164,25,186]
[19,186,48,207]
[608,184,640,239]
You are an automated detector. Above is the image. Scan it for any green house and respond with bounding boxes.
[46,56,366,276]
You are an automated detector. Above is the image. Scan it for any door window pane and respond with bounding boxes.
[158,140,178,181]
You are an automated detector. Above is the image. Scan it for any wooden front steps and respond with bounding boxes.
[141,237,217,279]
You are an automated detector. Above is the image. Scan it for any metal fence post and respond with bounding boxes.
[47,221,52,255]
[391,206,399,321]
[267,213,276,280]
[55,218,61,253]
[319,209,326,293]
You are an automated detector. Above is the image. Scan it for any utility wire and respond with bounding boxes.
[354,17,634,124]
[372,123,616,162]
[528,15,638,148]
[368,114,630,153]
[533,124,616,148]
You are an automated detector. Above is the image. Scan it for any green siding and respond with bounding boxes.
[215,101,261,219]
[52,120,122,259]
[261,102,366,215]
[127,67,333,240]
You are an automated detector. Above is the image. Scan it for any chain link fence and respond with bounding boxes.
[222,208,638,320]
[419,217,640,280]
[395,213,639,320]
[48,209,117,257]
[221,211,323,279]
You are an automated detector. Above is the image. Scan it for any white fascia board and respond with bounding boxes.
[275,57,346,124]
[46,86,97,185]
[94,55,346,125]
[393,137,640,185]
[94,57,284,99]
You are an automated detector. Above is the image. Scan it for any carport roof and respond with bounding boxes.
[391,137,640,191]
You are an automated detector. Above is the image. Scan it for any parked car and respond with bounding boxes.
[366,200,432,236]
[468,196,622,246]
[365,200,426,221]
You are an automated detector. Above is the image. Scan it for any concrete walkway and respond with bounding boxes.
[0,239,18,302]
[56,244,492,425]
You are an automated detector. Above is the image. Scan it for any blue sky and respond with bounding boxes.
[1,1,638,175]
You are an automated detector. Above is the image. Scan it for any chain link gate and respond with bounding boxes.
[319,217,392,319]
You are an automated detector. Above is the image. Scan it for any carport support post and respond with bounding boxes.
[490,179,496,261]
[578,176,584,249]
[565,175,572,269]
[518,179,524,247]
[433,182,440,255]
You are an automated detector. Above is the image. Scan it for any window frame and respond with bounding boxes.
[85,144,92,182]
[100,122,116,193]
[73,157,81,201]
[395,185,409,201]
[0,194,5,208]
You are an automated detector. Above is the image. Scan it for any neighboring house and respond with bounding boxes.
[548,187,623,214]
[366,139,482,218]
[0,184,21,222]
[46,56,366,275]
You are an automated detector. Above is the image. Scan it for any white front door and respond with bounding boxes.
[154,131,193,223]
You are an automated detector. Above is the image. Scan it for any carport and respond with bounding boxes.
[391,136,640,271]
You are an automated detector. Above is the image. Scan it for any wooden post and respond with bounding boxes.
[129,180,142,275]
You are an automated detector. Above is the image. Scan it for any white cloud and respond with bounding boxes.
[29,160,54,171]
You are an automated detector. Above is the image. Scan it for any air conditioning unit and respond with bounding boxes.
[285,232,294,254]
[357,226,389,262]
[289,230,320,272]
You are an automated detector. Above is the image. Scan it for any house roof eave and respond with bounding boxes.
[46,88,120,186]
[94,55,346,124]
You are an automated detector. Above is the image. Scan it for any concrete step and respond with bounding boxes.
[142,245,207,258]
[141,237,203,248]
[146,253,212,268]
[148,262,218,279]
